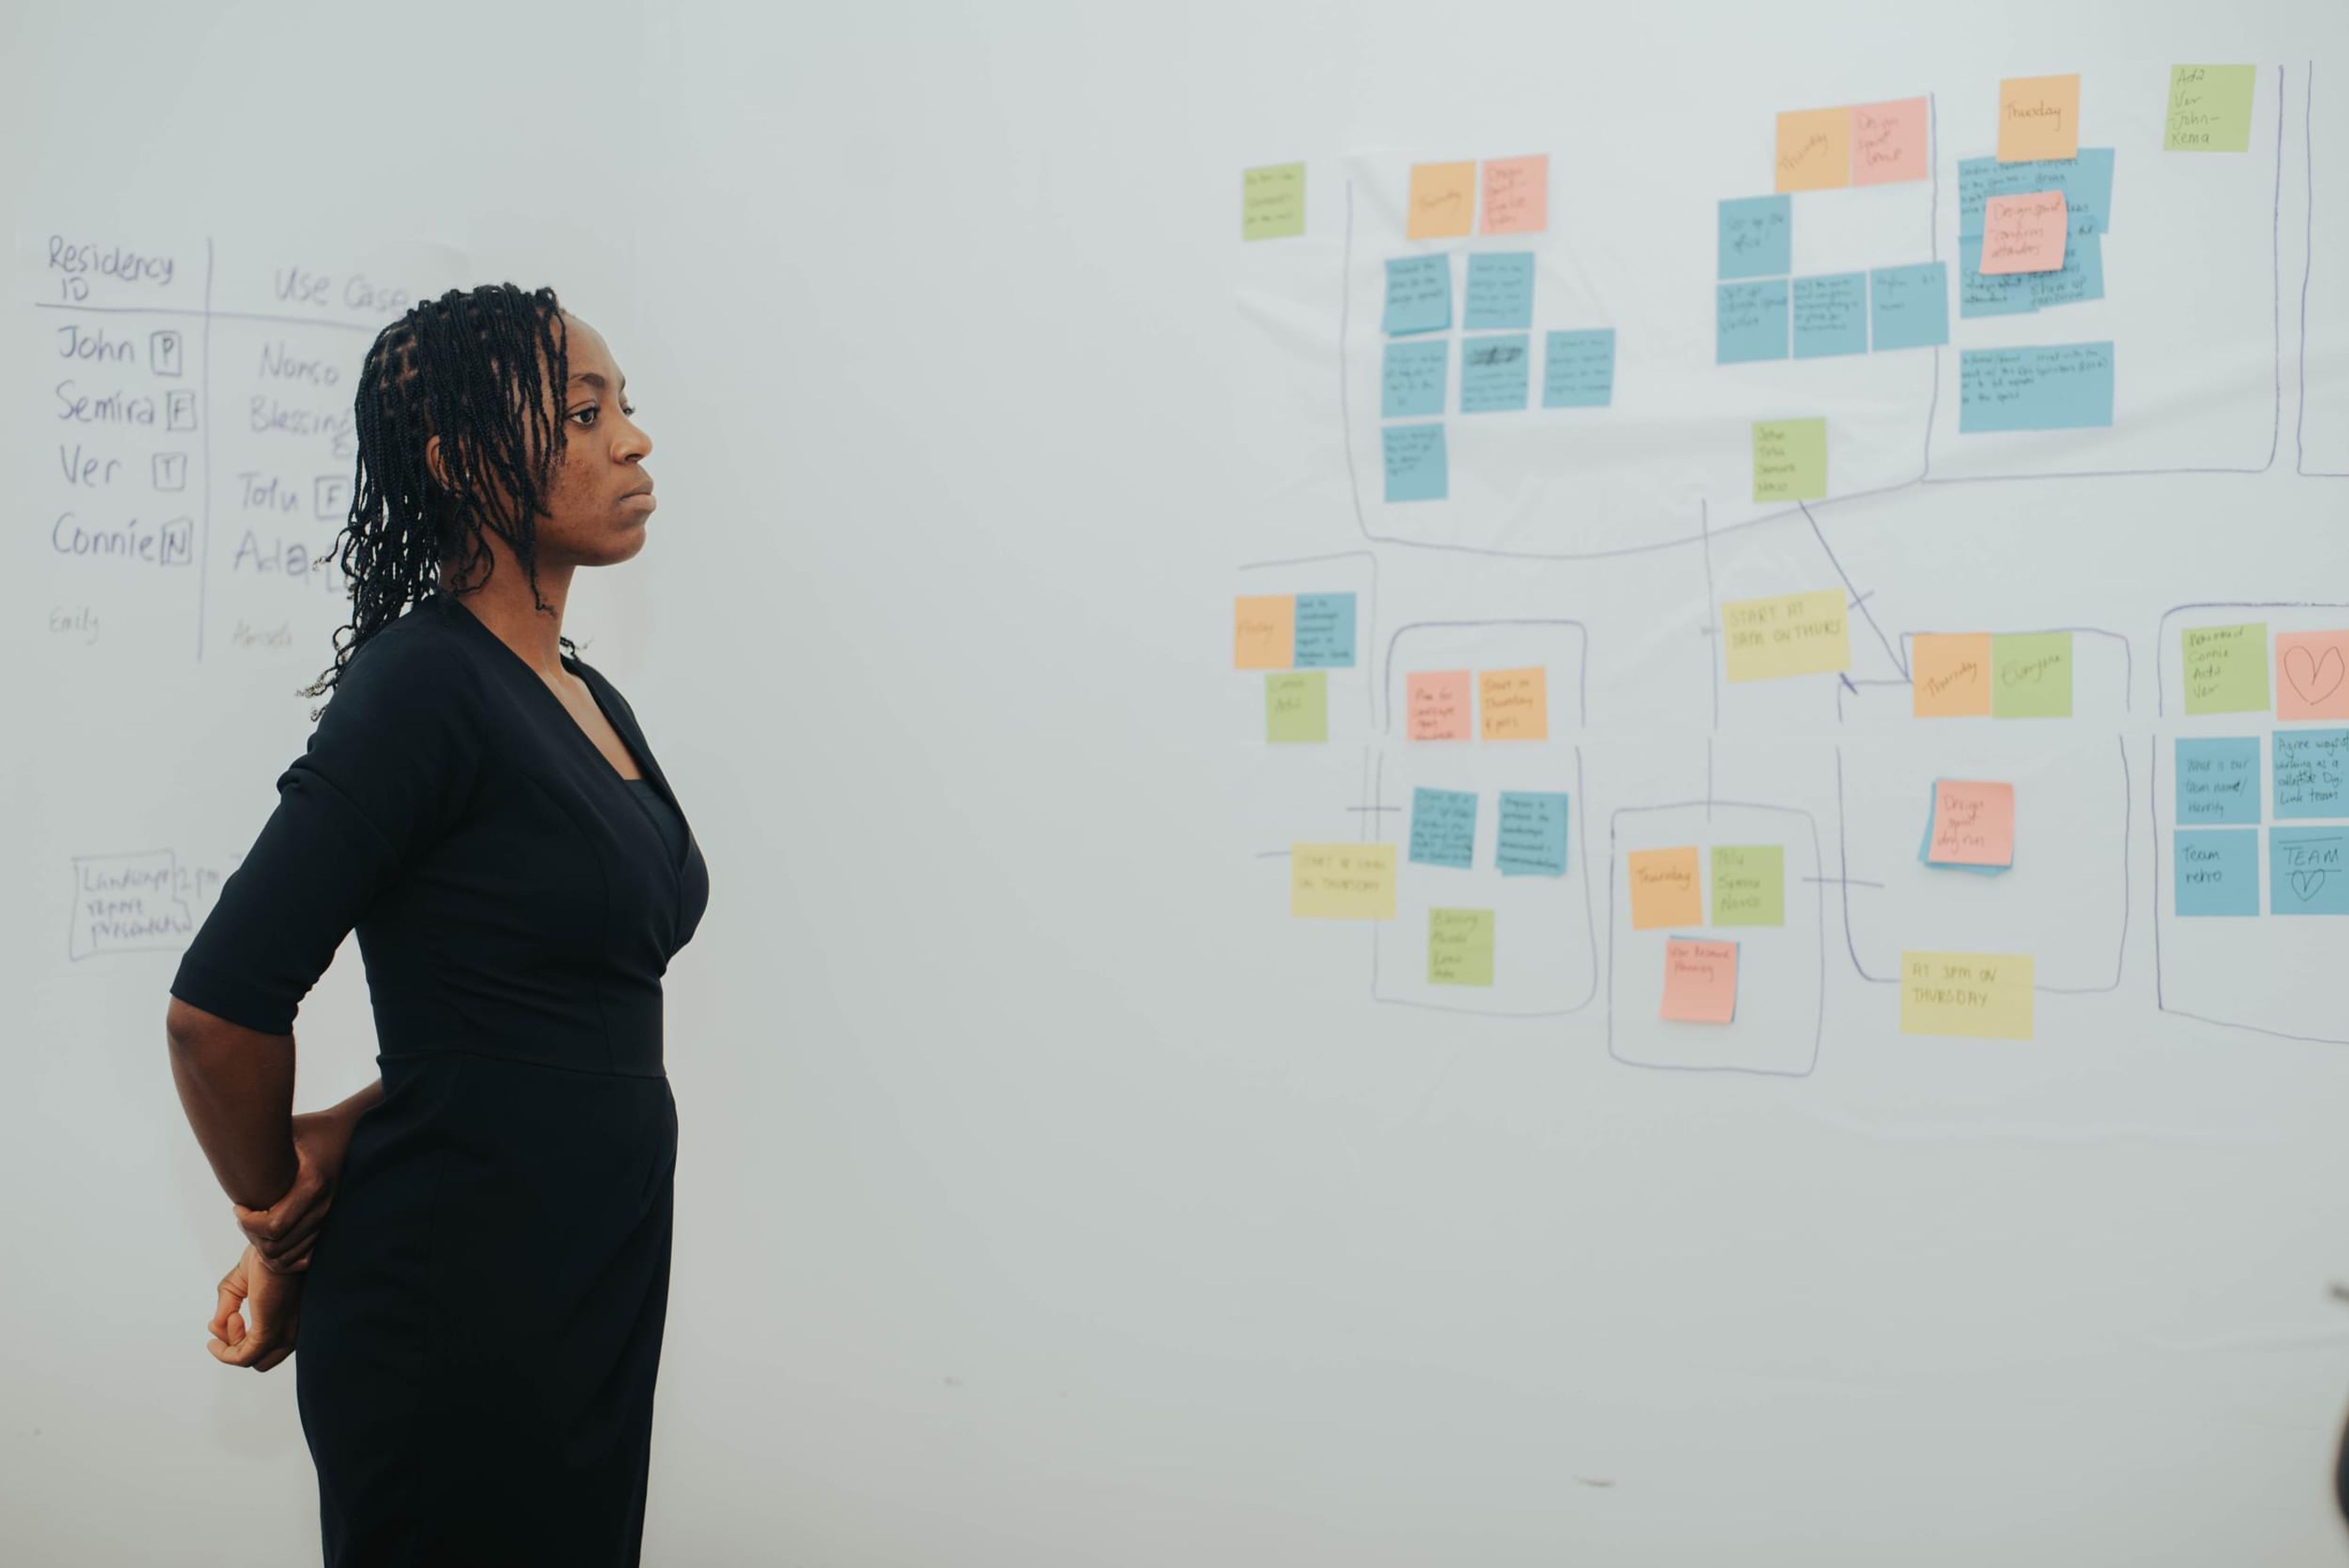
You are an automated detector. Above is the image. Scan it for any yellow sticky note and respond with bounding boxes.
[1479,666,1548,741]
[1406,161,1477,239]
[1428,908,1496,986]
[1752,418,1827,503]
[1722,589,1850,683]
[1997,75,2081,163]
[1913,633,1994,717]
[1776,106,1852,193]
[1628,846,1702,930]
[1290,843,1397,920]
[1901,951,2035,1040]
[1234,595,1294,670]
[1241,162,1306,240]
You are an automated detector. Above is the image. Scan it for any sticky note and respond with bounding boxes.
[1383,255,1451,336]
[1496,791,1568,876]
[1660,938,1739,1023]
[2277,631,2349,721]
[1958,234,2042,319]
[1922,779,2016,869]
[1381,339,1448,420]
[1234,595,1294,670]
[1628,846,1702,930]
[1871,262,1950,351]
[1382,423,1448,503]
[2175,736,2260,826]
[1751,418,1827,503]
[1480,154,1548,234]
[1711,845,1784,926]
[1776,106,1852,192]
[1542,329,1616,409]
[1912,632,1993,717]
[2274,730,2349,819]
[1722,589,1850,682]
[1463,253,1535,330]
[1479,666,1548,741]
[2183,623,2270,715]
[1291,843,1397,919]
[1406,161,1477,239]
[1980,191,2069,275]
[1792,273,1867,359]
[2165,65,2256,153]
[1901,951,2035,1040]
[2175,829,2259,916]
[1293,593,1356,669]
[1959,342,2115,433]
[1717,279,1790,364]
[1718,194,1792,279]
[1851,97,1929,185]
[1460,335,1532,414]
[2029,227,2104,309]
[1406,670,1472,741]
[2273,828,2349,914]
[1241,163,1305,240]
[1428,907,1496,985]
[1991,631,2073,719]
[1959,150,2112,238]
[1409,786,1479,869]
[1265,671,1327,743]
[1998,75,2081,163]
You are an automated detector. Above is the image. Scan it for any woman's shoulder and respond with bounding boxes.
[325,597,489,720]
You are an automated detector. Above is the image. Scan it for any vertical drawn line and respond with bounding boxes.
[1698,501,1720,730]
[1800,501,1909,680]
[198,236,213,662]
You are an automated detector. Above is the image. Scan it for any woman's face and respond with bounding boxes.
[534,312,656,567]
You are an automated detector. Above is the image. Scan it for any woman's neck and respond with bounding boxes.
[441,553,576,679]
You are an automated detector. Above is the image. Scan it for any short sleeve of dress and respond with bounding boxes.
[169,621,486,1035]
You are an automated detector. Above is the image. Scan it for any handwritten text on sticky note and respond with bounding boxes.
[1290,843,1396,920]
[1925,779,2016,868]
[1776,106,1852,192]
[2183,623,2270,715]
[1241,163,1305,240]
[1407,670,1472,741]
[1628,846,1702,930]
[1913,632,1993,717]
[1752,418,1827,502]
[1428,907,1496,985]
[1234,596,1294,670]
[1723,589,1850,683]
[1480,155,1548,234]
[1479,667,1548,741]
[1998,75,2080,163]
[1980,191,2068,275]
[1902,951,2035,1038]
[1660,938,1739,1023]
[1407,161,1476,239]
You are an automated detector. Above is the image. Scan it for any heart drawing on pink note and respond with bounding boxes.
[2291,868,2330,903]
[2284,644,2345,707]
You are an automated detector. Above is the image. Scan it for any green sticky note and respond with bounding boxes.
[1428,907,1494,986]
[1711,845,1785,926]
[2164,65,2256,153]
[1992,631,2074,719]
[2183,623,2269,715]
[1265,670,1327,742]
[1753,418,1826,503]
[1242,163,1306,240]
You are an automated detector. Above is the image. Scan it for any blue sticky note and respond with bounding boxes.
[2274,728,2349,820]
[1383,254,1450,336]
[1409,786,1478,870]
[1496,791,1569,876]
[1382,339,1447,419]
[1460,334,1531,413]
[1716,279,1789,363]
[1869,262,1950,350]
[1958,235,2039,319]
[1463,253,1535,330]
[1542,328,1616,409]
[1718,195,1792,279]
[1959,342,2115,433]
[2176,829,2260,916]
[2272,827,2349,914]
[1292,593,1356,669]
[1917,782,2008,876]
[1382,422,1448,502]
[1959,150,2114,239]
[2030,229,2104,309]
[1792,272,1868,359]
[2176,736,2261,826]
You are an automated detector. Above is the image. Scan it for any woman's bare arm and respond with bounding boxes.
[165,997,300,1208]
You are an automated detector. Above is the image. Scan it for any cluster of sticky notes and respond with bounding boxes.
[1958,342,2114,433]
[1958,149,2112,318]
[1382,324,1617,418]
[1901,950,2035,1038]
[2173,729,2349,918]
[2178,827,2349,917]
[2182,624,2349,720]
[1773,97,1930,191]
[1721,590,1850,683]
[1236,594,1360,744]
[1920,779,2016,873]
[1716,195,1948,360]
[1290,844,1397,919]
[2174,732,2348,823]
[1660,938,1739,1023]
[1240,163,1305,241]
[2276,730,2349,818]
[1406,156,1549,239]
[1910,632,2074,719]
[1998,75,2081,163]
[1427,906,1497,985]
[1628,845,1787,930]
[1405,666,1551,742]
[1407,787,1570,876]
[1751,418,1826,502]
[2164,65,2257,153]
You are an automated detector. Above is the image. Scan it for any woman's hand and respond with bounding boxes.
[231,1107,356,1274]
[209,1243,302,1371]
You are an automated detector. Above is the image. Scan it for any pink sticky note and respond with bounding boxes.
[2277,631,2349,720]
[1406,670,1472,741]
[1480,155,1548,234]
[1980,191,2069,275]
[1926,780,2016,867]
[1850,98,1929,185]
[1660,938,1739,1024]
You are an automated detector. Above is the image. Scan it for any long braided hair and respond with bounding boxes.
[304,283,574,714]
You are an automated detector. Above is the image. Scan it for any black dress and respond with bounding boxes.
[169,591,709,1566]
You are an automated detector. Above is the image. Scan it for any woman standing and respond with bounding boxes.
[165,283,708,1566]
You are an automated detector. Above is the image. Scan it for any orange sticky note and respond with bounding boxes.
[1233,596,1294,670]
[1912,633,1993,718]
[1480,154,1548,234]
[1980,191,2068,275]
[1479,666,1548,741]
[1776,106,1852,193]
[1997,74,2080,163]
[2277,630,2349,721]
[1628,846,1702,930]
[1660,938,1739,1024]
[1406,161,1476,239]
[1850,97,1929,185]
[1406,670,1472,741]
[1925,779,2016,868]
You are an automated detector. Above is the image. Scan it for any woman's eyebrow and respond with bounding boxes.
[568,371,627,392]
